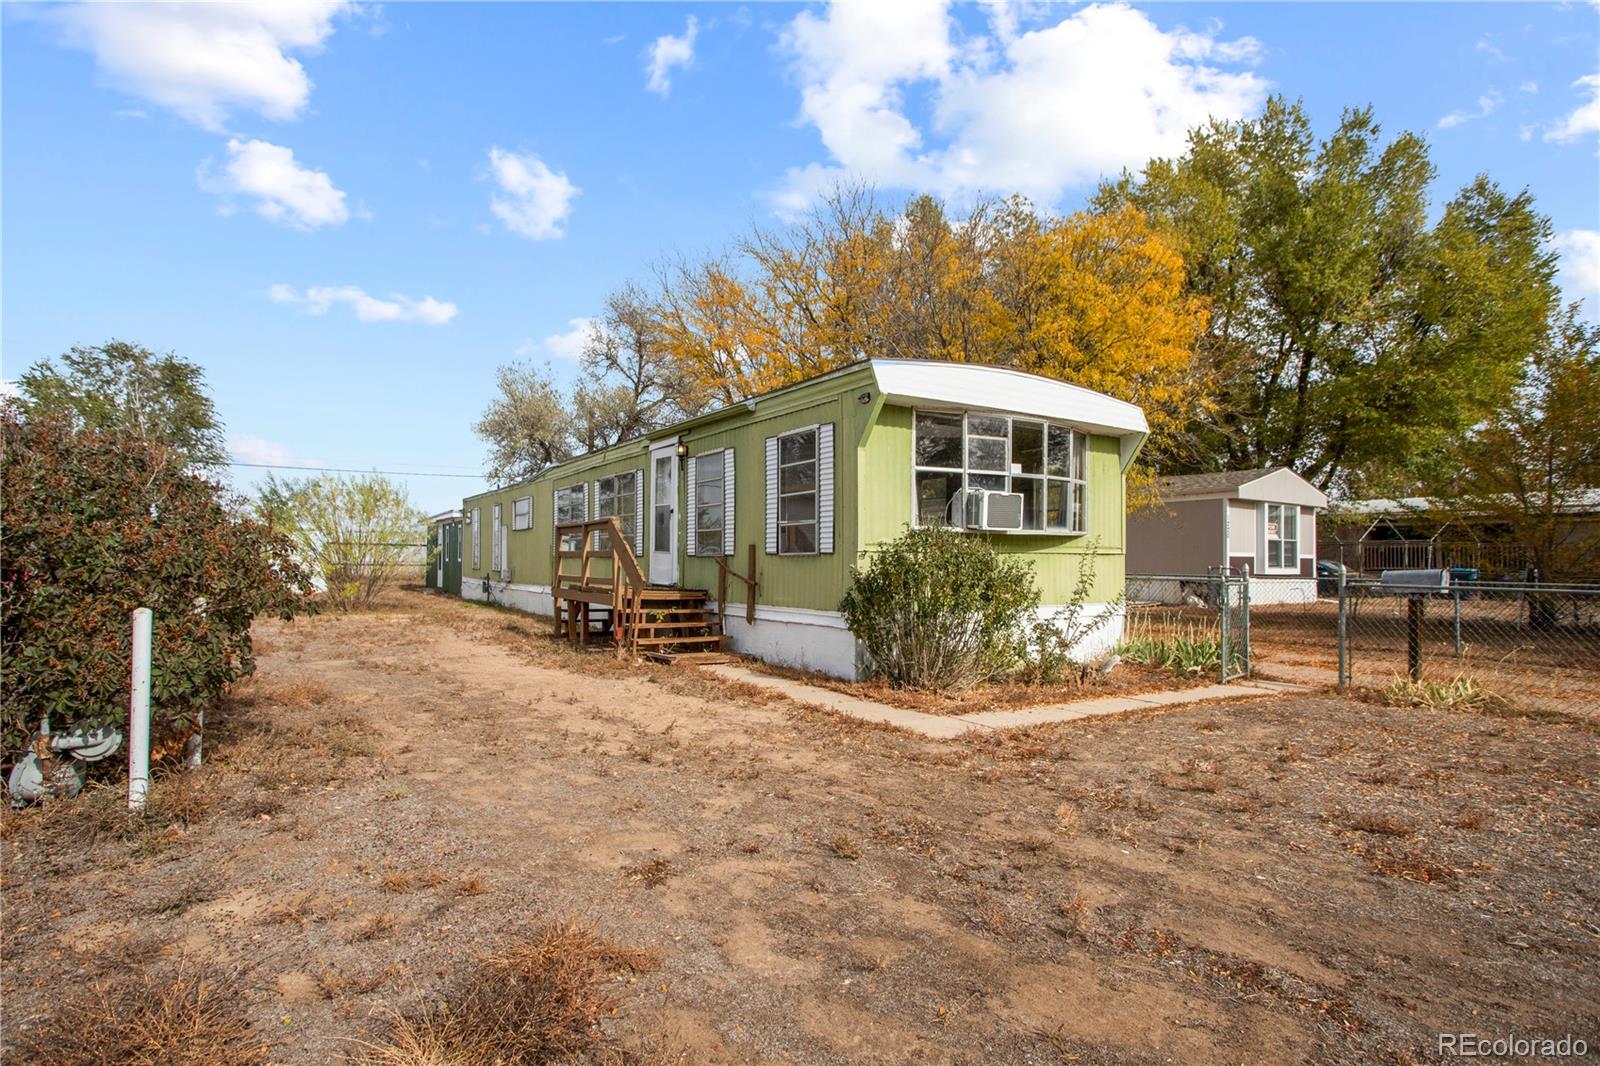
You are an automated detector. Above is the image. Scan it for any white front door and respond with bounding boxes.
[649,440,679,585]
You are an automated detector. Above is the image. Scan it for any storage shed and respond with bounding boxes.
[1127,467,1328,604]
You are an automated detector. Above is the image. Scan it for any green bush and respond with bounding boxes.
[1,413,314,759]
[840,526,1039,691]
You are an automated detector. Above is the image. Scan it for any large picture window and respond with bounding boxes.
[1265,503,1299,570]
[777,427,819,554]
[913,410,1087,533]
[594,472,639,553]
[554,485,585,552]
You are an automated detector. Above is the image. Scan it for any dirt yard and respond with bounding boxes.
[4,590,1597,1064]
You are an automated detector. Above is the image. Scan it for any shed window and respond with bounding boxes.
[470,507,481,569]
[555,485,586,552]
[593,472,639,554]
[777,428,818,554]
[512,496,532,531]
[913,410,1087,533]
[1266,503,1299,570]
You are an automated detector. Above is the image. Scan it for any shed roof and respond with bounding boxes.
[1158,467,1328,508]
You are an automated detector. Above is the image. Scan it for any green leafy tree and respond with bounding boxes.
[1433,306,1600,580]
[1100,98,1558,492]
[258,473,428,611]
[12,341,229,468]
[2,413,313,757]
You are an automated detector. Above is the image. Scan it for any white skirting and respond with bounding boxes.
[711,602,862,681]
[1247,576,1318,606]
[461,578,554,617]
[1036,600,1125,661]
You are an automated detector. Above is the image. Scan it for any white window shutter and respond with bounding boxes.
[634,469,644,558]
[764,436,779,554]
[685,456,698,556]
[722,449,735,557]
[591,481,601,551]
[818,423,835,554]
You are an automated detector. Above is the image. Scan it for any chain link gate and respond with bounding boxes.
[1211,566,1251,681]
[1125,570,1252,684]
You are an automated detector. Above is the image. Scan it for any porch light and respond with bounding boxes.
[675,441,688,458]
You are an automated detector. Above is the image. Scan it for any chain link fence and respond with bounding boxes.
[1331,578,1600,713]
[1131,568,1600,715]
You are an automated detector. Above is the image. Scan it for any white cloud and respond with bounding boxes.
[486,147,579,240]
[1519,81,1539,95]
[1438,90,1502,130]
[646,16,699,96]
[45,1,352,131]
[200,138,349,229]
[1475,35,1508,63]
[269,284,458,325]
[1552,229,1600,310]
[772,1,1267,212]
[1544,73,1600,143]
[516,318,597,360]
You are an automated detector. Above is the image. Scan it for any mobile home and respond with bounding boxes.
[459,359,1147,679]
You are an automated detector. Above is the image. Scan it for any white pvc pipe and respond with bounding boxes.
[128,607,152,811]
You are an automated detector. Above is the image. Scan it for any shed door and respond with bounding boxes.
[649,440,680,586]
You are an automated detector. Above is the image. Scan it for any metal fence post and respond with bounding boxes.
[1240,569,1251,678]
[1407,595,1424,682]
[1216,570,1229,684]
[1453,589,1462,657]
[1336,563,1348,691]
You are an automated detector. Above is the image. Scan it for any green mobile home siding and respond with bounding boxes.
[457,360,1144,677]
[858,404,1126,603]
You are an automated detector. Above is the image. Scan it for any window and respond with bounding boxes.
[593,472,639,553]
[692,453,725,555]
[470,507,481,569]
[512,495,532,531]
[653,456,673,554]
[491,503,502,571]
[777,427,818,554]
[1266,503,1299,570]
[913,411,1088,533]
[554,485,585,552]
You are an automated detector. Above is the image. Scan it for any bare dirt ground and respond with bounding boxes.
[4,589,1598,1064]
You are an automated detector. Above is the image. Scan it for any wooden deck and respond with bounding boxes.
[552,517,733,662]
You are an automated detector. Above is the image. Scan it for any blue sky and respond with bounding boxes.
[3,1,1597,513]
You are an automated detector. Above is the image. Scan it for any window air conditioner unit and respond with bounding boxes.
[962,488,1025,532]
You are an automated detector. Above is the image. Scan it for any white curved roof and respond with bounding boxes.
[869,359,1149,469]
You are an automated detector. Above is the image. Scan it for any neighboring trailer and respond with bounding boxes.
[460,359,1148,679]
[426,511,463,595]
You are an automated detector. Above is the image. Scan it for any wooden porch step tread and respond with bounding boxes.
[632,635,727,647]
[630,620,721,630]
[642,651,737,666]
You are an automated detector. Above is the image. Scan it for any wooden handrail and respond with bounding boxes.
[714,545,759,628]
[553,517,646,657]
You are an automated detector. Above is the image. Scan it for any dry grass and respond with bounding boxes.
[354,920,657,1065]
[1330,808,1416,837]
[379,872,415,894]
[624,857,673,888]
[456,874,490,896]
[12,964,265,1065]
[827,831,862,861]
[352,912,400,942]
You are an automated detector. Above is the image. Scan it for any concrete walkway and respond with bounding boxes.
[704,664,1285,739]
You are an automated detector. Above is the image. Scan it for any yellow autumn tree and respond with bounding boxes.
[645,188,1208,482]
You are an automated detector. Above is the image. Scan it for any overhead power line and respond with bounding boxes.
[228,461,483,479]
